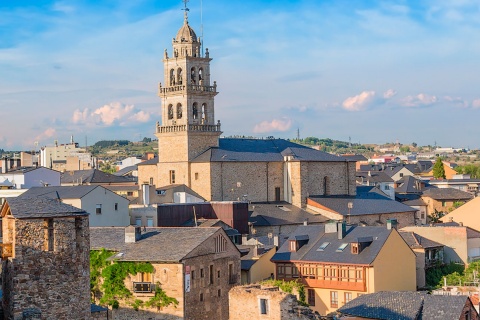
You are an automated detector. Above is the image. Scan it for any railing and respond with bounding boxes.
[228,274,238,285]
[133,282,155,293]
[0,243,13,259]
[157,123,221,134]
[158,83,217,95]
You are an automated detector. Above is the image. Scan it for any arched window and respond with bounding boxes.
[169,69,175,86]
[198,68,203,84]
[177,68,183,85]
[191,67,196,84]
[201,103,207,122]
[176,103,183,119]
[323,176,330,195]
[168,104,174,120]
[192,103,198,120]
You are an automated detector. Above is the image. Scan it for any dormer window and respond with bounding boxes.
[317,242,330,251]
[289,240,297,252]
[351,243,359,254]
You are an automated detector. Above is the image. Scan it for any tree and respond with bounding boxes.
[412,142,417,148]
[432,157,446,179]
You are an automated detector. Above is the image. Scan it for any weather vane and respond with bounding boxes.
[182,0,190,21]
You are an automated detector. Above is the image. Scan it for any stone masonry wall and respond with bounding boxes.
[3,216,91,320]
[137,163,159,187]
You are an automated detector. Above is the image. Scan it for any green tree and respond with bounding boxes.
[400,146,410,153]
[99,161,117,174]
[433,157,446,179]
[412,142,417,148]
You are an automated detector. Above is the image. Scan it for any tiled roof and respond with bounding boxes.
[422,187,474,200]
[248,202,329,226]
[90,227,221,262]
[192,138,348,163]
[18,185,99,200]
[422,295,472,320]
[60,169,135,184]
[271,224,393,265]
[399,232,444,249]
[3,197,87,219]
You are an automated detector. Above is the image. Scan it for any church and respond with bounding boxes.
[148,6,356,208]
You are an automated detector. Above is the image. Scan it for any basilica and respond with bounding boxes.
[147,7,356,208]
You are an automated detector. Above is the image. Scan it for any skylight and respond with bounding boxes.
[317,242,330,251]
[336,243,348,252]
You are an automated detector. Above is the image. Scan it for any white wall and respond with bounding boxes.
[81,186,130,227]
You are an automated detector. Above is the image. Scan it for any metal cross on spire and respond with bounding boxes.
[182,0,190,22]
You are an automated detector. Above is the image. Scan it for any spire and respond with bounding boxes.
[182,0,190,23]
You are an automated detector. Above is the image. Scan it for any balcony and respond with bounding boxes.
[158,83,217,95]
[0,243,12,259]
[133,282,155,293]
[156,123,221,134]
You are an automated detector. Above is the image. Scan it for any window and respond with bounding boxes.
[330,291,338,308]
[45,219,54,251]
[351,243,359,254]
[218,270,221,278]
[140,272,152,282]
[200,293,204,302]
[177,68,183,85]
[200,268,204,278]
[218,289,221,297]
[190,67,196,84]
[201,103,207,122]
[400,173,404,177]
[170,69,175,86]
[127,191,133,196]
[323,176,330,195]
[215,235,228,253]
[169,170,175,184]
[385,185,390,190]
[345,292,353,304]
[147,217,154,227]
[308,289,315,306]
[292,266,299,278]
[135,217,142,227]
[168,104,174,119]
[177,104,183,119]
[289,240,297,252]
[195,172,199,180]
[209,265,214,284]
[149,177,153,185]
[114,203,118,211]
[317,242,330,251]
[259,298,268,315]
[442,201,447,207]
[96,204,102,214]
[193,103,198,119]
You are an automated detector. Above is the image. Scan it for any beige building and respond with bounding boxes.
[271,221,416,316]
[442,196,480,232]
[90,225,241,320]
[141,6,356,209]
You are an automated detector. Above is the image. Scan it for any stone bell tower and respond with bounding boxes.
[155,2,221,187]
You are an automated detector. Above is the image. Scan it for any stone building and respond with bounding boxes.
[140,5,356,209]
[229,285,321,320]
[0,197,91,319]
[90,225,241,320]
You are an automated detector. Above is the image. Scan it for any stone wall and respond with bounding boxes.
[137,163,159,187]
[2,216,91,320]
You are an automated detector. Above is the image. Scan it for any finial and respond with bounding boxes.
[182,0,190,22]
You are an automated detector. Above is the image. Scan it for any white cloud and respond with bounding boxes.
[400,93,438,107]
[342,91,377,111]
[472,99,480,109]
[383,89,397,99]
[35,127,56,142]
[444,96,469,108]
[253,118,292,133]
[72,102,151,126]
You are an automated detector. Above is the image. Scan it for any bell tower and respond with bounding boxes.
[155,1,221,187]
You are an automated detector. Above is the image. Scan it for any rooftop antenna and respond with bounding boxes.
[297,128,300,141]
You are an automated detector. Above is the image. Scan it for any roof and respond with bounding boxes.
[18,185,100,200]
[60,169,135,185]
[249,202,329,226]
[342,154,368,162]
[192,138,348,163]
[337,291,475,320]
[239,245,275,271]
[396,176,424,194]
[175,18,198,43]
[271,224,394,265]
[114,165,137,176]
[137,157,158,166]
[422,187,474,201]
[90,304,108,313]
[90,227,221,262]
[399,232,444,249]
[356,171,394,183]
[0,166,57,175]
[131,184,205,205]
[2,197,87,219]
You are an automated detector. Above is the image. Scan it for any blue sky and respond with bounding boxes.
[1,0,480,150]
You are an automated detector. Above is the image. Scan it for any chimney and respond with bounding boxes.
[449,217,453,222]
[325,220,338,234]
[387,219,398,230]
[337,221,347,239]
[142,184,150,206]
[125,225,142,243]
[242,234,248,245]
[253,245,259,258]
[303,219,308,226]
[273,235,279,247]
[1,158,6,174]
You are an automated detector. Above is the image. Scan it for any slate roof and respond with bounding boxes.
[399,232,444,249]
[422,187,474,201]
[114,165,138,176]
[248,202,329,227]
[342,154,368,162]
[3,197,87,219]
[60,169,135,185]
[239,245,275,271]
[337,291,475,320]
[137,157,158,166]
[356,171,394,183]
[18,185,99,200]
[90,227,221,262]
[90,304,108,313]
[396,176,424,194]
[191,138,348,163]
[271,224,393,265]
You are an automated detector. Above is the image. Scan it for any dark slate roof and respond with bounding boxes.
[309,192,416,217]
[60,169,135,184]
[131,184,205,205]
[114,165,138,176]
[356,171,394,183]
[191,138,347,162]
[18,185,99,200]
[338,291,426,320]
[271,224,393,265]
[0,166,57,175]
[399,232,444,249]
[4,197,87,219]
[422,187,474,201]
[248,202,329,226]
[342,154,368,162]
[90,304,108,313]
[429,178,480,184]
[90,227,220,262]
[396,176,424,194]
[422,295,472,320]
[402,198,427,207]
[137,157,158,166]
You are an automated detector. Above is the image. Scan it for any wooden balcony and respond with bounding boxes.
[0,243,13,259]
[133,282,155,293]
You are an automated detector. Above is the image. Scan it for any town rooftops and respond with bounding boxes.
[395,176,424,194]
[18,185,101,200]
[1,197,87,219]
[356,171,394,183]
[192,138,349,163]
[248,202,329,227]
[337,291,476,320]
[399,232,444,249]
[271,223,393,265]
[239,245,275,271]
[137,157,158,166]
[60,169,135,185]
[421,187,474,201]
[90,226,224,262]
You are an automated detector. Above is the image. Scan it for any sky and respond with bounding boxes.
[1,0,480,150]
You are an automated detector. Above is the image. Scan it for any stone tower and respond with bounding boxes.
[155,5,221,187]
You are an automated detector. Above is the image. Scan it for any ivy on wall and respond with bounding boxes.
[261,279,308,306]
[90,249,178,311]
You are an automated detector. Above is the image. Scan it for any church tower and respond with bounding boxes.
[155,2,221,187]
